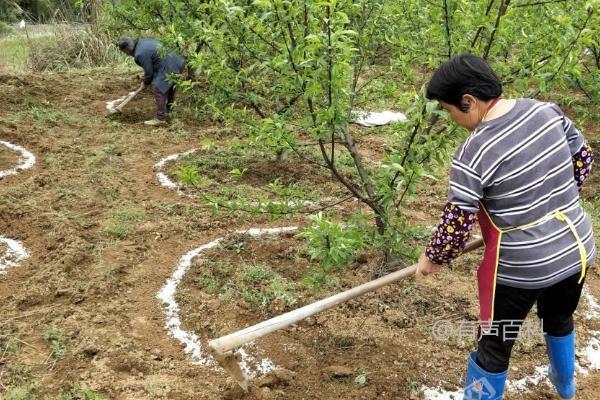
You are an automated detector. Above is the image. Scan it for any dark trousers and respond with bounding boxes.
[476,271,585,373]
[154,86,176,121]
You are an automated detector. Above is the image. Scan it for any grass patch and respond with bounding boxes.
[194,273,221,294]
[3,384,38,400]
[0,35,29,69]
[1,334,21,353]
[104,207,146,238]
[0,25,126,72]
[0,34,53,71]
[27,26,126,72]
[85,142,125,170]
[5,365,32,387]
[170,145,353,206]
[113,207,146,222]
[240,264,276,284]
[1,363,37,400]
[193,260,232,294]
[26,105,71,127]
[44,328,68,359]
[190,258,298,312]
[240,275,297,310]
[55,384,106,400]
[0,21,14,37]
[104,223,130,238]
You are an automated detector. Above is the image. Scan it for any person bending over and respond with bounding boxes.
[117,36,185,126]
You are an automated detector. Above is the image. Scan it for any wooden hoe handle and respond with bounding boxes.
[113,82,144,113]
[208,237,484,356]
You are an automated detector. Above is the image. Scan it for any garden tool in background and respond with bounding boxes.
[208,237,485,392]
[106,82,144,114]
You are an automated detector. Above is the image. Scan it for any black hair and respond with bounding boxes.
[116,36,135,52]
[426,53,502,112]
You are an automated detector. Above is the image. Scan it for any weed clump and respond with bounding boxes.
[103,207,146,238]
[190,258,298,314]
[44,327,68,359]
[27,25,125,71]
[0,21,14,37]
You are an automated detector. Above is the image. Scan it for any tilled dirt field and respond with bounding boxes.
[0,69,598,399]
[0,146,21,170]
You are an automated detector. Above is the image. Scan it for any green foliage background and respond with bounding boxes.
[0,0,102,23]
[106,0,599,279]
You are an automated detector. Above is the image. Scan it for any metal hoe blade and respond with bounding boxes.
[210,348,249,392]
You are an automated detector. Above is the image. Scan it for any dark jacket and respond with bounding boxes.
[133,38,185,93]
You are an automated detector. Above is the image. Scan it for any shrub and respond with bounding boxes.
[0,20,14,36]
[27,25,126,71]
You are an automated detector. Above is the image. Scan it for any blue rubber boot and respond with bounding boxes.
[463,352,507,400]
[545,331,576,399]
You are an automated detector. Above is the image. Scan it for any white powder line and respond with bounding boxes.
[0,237,30,274]
[351,110,408,127]
[421,386,462,400]
[583,286,600,321]
[579,287,600,373]
[422,285,600,398]
[580,332,600,372]
[157,226,297,375]
[506,365,550,392]
[154,148,199,196]
[0,140,36,179]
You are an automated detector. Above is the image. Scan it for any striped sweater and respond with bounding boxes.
[427,98,596,289]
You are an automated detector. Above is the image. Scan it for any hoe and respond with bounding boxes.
[106,82,144,114]
[208,237,484,391]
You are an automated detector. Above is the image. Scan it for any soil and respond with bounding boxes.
[177,232,600,400]
[0,241,8,265]
[0,68,598,400]
[0,144,21,171]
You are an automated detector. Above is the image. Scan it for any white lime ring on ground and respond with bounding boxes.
[0,237,30,274]
[0,140,36,179]
[154,148,199,198]
[157,226,297,376]
[421,286,600,399]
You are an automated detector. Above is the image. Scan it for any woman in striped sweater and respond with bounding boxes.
[416,53,595,399]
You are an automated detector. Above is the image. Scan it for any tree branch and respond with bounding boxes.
[394,124,454,208]
[389,104,425,190]
[318,139,368,204]
[470,0,496,48]
[271,0,300,75]
[532,8,594,95]
[574,76,593,101]
[443,0,453,58]
[276,92,304,115]
[278,136,329,169]
[502,54,552,84]
[483,0,510,60]
[514,0,567,7]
